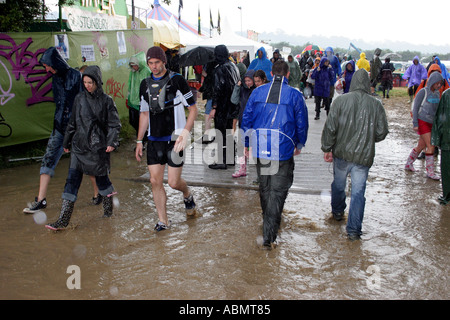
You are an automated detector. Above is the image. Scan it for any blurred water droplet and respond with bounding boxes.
[109,286,119,296]
[320,189,331,202]
[113,197,120,208]
[33,211,47,225]
[72,244,87,259]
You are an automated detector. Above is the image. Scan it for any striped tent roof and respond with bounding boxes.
[145,0,199,36]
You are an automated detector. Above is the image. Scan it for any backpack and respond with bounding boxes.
[145,71,181,114]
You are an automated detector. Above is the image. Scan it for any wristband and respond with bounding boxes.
[136,140,143,144]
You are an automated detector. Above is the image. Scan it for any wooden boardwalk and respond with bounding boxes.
[136,99,333,195]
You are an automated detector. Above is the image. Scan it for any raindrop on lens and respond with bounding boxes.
[320,190,331,202]
[72,244,87,259]
[113,196,120,208]
[109,286,119,296]
[33,211,47,225]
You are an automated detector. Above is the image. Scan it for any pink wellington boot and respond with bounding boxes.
[405,148,419,172]
[425,154,440,180]
[232,157,247,178]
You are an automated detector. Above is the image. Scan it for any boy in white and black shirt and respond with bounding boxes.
[135,46,198,231]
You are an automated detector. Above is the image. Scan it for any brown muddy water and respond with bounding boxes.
[0,97,448,300]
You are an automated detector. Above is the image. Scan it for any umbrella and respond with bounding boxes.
[179,46,215,67]
[381,52,402,60]
[301,44,323,55]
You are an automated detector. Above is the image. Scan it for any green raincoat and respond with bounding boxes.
[127,52,151,111]
[287,55,302,89]
[431,88,450,201]
[321,69,389,167]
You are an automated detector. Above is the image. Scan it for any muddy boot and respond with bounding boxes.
[405,148,419,172]
[45,199,74,231]
[102,194,113,217]
[426,154,440,180]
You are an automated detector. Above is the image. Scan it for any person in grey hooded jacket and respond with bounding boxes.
[405,71,443,180]
[46,65,121,231]
[321,69,389,240]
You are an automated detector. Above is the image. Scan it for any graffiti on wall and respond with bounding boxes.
[0,34,53,107]
[105,77,125,101]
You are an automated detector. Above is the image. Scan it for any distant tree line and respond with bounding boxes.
[271,41,450,62]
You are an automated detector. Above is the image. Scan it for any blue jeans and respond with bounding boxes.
[40,130,65,177]
[62,168,114,202]
[331,157,369,236]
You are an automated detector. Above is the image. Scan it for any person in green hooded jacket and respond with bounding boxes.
[127,51,151,139]
[321,69,389,240]
[287,54,302,89]
[431,88,450,205]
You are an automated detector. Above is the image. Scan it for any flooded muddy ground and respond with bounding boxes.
[0,96,448,300]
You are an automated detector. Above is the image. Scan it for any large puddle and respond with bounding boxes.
[0,97,448,299]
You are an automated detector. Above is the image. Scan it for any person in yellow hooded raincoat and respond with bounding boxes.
[356,52,370,72]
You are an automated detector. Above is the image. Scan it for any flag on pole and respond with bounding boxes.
[178,0,183,21]
[210,8,214,29]
[217,10,221,35]
[198,5,201,35]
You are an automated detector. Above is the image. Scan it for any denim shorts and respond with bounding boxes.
[204,99,212,115]
[40,130,65,177]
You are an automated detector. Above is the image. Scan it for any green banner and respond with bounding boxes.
[0,29,153,147]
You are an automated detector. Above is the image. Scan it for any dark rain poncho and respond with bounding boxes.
[321,69,389,168]
[63,66,121,176]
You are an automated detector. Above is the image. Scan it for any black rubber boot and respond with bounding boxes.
[102,195,113,217]
[45,199,74,231]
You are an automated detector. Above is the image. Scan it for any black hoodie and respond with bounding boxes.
[39,47,82,134]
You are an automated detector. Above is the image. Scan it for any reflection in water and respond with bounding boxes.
[0,99,449,300]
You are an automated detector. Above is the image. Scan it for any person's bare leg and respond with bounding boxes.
[37,173,51,201]
[148,164,168,225]
[167,166,190,198]
[89,175,99,197]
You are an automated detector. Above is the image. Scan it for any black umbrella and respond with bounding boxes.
[179,46,215,67]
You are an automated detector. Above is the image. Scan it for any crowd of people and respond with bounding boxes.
[21,43,450,248]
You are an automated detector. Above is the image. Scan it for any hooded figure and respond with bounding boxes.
[23,47,83,214]
[406,72,443,181]
[248,47,273,81]
[431,89,450,204]
[286,54,302,89]
[127,51,151,134]
[370,48,382,91]
[63,65,121,177]
[321,69,388,239]
[341,59,356,94]
[403,56,428,88]
[411,72,444,129]
[321,69,389,168]
[415,63,449,98]
[311,57,335,98]
[325,47,341,85]
[356,52,370,72]
[434,56,450,85]
[39,47,82,135]
[209,45,240,169]
[46,65,122,231]
[127,52,151,110]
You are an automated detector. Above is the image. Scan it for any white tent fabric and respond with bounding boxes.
[184,18,272,62]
